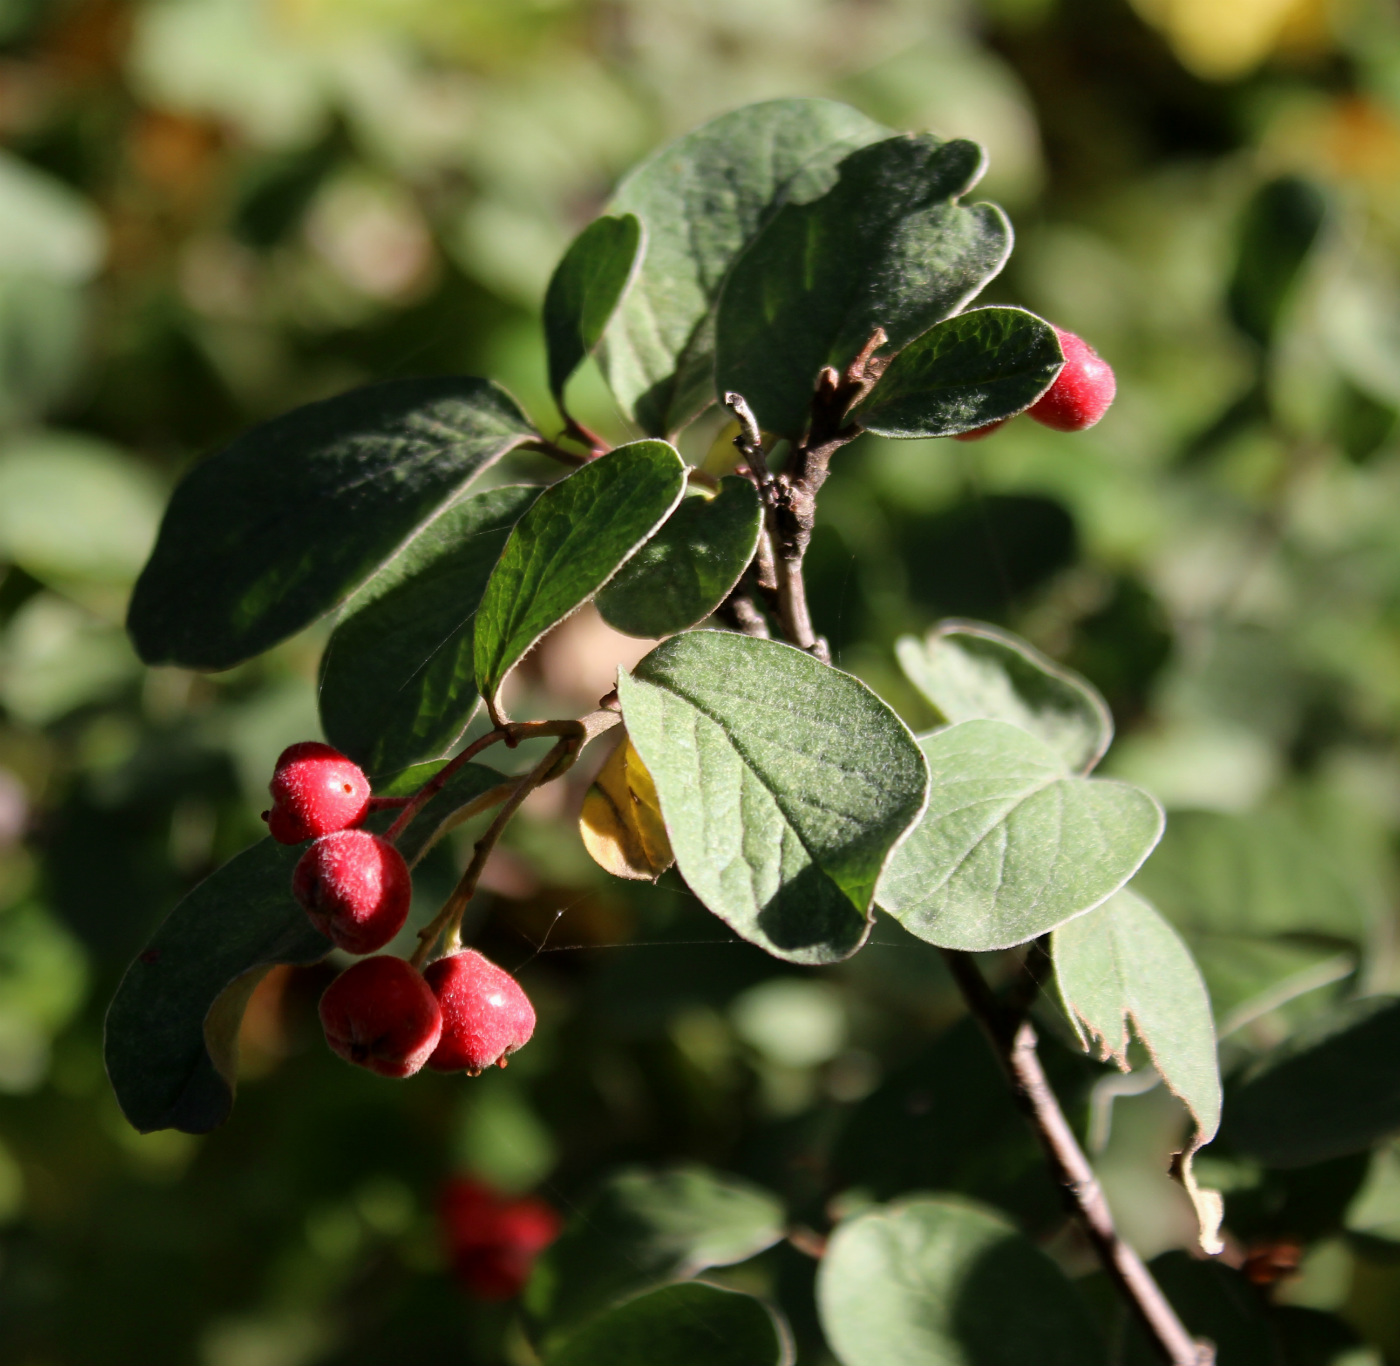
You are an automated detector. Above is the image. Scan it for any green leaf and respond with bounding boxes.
[544,213,645,407]
[877,720,1163,951]
[473,440,686,720]
[128,377,538,670]
[817,1197,1105,1366]
[1225,995,1400,1167]
[526,1165,785,1345]
[602,98,889,436]
[618,632,928,964]
[896,620,1112,774]
[1053,888,1223,1252]
[715,135,1011,439]
[0,432,164,587]
[318,485,537,775]
[851,308,1062,439]
[544,1283,791,1366]
[596,477,763,638]
[104,839,329,1135]
[1227,175,1327,348]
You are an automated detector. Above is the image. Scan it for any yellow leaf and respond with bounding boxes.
[579,736,674,881]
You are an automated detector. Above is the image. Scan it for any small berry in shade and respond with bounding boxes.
[424,950,536,1075]
[293,829,413,954]
[953,418,1007,442]
[318,956,441,1078]
[439,1177,562,1299]
[1028,328,1116,432]
[263,741,371,844]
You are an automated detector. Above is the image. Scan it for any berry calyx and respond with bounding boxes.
[293,829,412,955]
[1028,328,1116,432]
[318,956,442,1078]
[264,741,371,844]
[423,950,536,1075]
[439,1177,562,1299]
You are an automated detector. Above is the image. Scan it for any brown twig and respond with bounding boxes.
[941,949,1215,1366]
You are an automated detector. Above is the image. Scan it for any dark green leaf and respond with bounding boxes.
[618,632,928,964]
[318,485,537,775]
[1118,1253,1275,1366]
[1225,995,1400,1167]
[817,1197,1105,1366]
[545,1283,791,1366]
[715,135,1011,439]
[851,308,1062,439]
[896,619,1112,774]
[375,758,512,865]
[596,477,762,638]
[1227,175,1327,348]
[544,213,645,406]
[876,720,1163,951]
[602,98,889,436]
[104,839,329,1135]
[473,440,686,719]
[128,377,538,670]
[526,1165,785,1345]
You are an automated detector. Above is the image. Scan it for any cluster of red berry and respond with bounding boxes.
[264,742,536,1079]
[956,325,1116,441]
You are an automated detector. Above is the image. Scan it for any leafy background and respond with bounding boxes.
[4,0,1400,1361]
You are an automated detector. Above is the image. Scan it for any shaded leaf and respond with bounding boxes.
[545,1282,792,1366]
[473,440,686,720]
[896,619,1112,774]
[580,736,674,881]
[1227,175,1327,348]
[1225,995,1400,1167]
[104,839,328,1134]
[597,477,763,638]
[318,484,537,775]
[128,377,538,669]
[602,98,888,435]
[526,1165,785,1345]
[618,632,928,964]
[544,213,645,406]
[817,1197,1105,1366]
[877,720,1162,951]
[1053,889,1223,1252]
[851,308,1062,439]
[715,135,1011,439]
[375,759,512,866]
[1118,1253,1275,1366]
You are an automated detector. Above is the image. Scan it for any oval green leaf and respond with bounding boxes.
[526,1165,785,1346]
[896,619,1112,774]
[128,377,538,670]
[715,135,1012,439]
[473,440,687,720]
[104,838,329,1135]
[545,1283,792,1366]
[851,307,1063,439]
[318,484,537,775]
[876,719,1163,951]
[618,632,928,964]
[817,1197,1106,1366]
[602,98,889,436]
[545,213,645,406]
[596,477,762,638]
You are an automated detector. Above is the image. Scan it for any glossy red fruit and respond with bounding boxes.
[1028,328,1116,431]
[264,741,371,844]
[318,956,442,1078]
[439,1177,562,1299]
[424,950,536,1075]
[952,418,1007,442]
[293,829,412,954]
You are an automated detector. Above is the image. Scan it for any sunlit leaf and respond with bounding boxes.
[579,736,674,881]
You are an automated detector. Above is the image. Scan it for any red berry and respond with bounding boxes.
[424,950,536,1075]
[439,1177,562,1299]
[953,418,1007,442]
[264,741,371,844]
[318,956,442,1078]
[293,829,413,954]
[1028,328,1116,432]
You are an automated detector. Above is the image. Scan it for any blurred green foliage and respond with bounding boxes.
[6,0,1400,1361]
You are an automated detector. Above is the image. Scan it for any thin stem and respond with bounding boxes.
[941,949,1214,1366]
[520,437,590,468]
